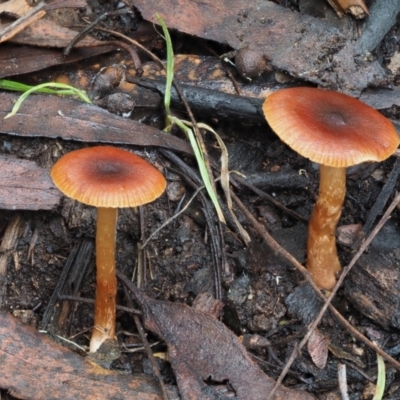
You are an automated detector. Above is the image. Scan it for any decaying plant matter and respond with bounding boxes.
[327,0,369,19]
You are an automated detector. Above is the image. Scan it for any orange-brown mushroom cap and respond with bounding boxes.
[263,87,399,167]
[51,146,166,208]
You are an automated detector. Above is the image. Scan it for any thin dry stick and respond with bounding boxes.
[64,11,142,71]
[0,1,46,43]
[58,294,141,315]
[230,190,400,390]
[141,185,205,248]
[91,25,165,67]
[232,175,308,224]
[338,363,350,400]
[133,313,169,400]
[122,285,170,400]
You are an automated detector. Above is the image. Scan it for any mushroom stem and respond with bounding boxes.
[307,165,346,290]
[90,207,118,353]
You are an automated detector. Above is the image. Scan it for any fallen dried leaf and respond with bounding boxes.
[8,17,101,47]
[118,271,316,400]
[132,0,384,94]
[137,0,342,75]
[0,0,88,44]
[307,329,330,369]
[0,43,115,78]
[0,0,32,17]
[337,224,362,247]
[0,310,170,400]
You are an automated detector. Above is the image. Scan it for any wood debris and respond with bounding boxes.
[327,0,369,18]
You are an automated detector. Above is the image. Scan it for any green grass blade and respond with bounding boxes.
[195,121,250,242]
[156,14,174,115]
[4,82,91,119]
[0,79,64,94]
[372,353,385,400]
[171,116,225,222]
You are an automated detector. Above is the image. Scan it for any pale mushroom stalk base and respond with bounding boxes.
[307,165,346,290]
[90,207,118,353]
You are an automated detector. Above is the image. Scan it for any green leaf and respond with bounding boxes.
[170,116,225,222]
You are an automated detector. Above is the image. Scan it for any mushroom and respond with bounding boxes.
[263,87,399,290]
[51,146,166,352]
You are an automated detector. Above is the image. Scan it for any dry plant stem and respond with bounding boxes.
[0,7,46,43]
[141,185,205,249]
[171,80,219,217]
[58,294,142,315]
[64,11,142,71]
[92,26,165,68]
[122,285,170,400]
[133,314,169,400]
[338,363,349,400]
[341,359,374,382]
[90,207,117,353]
[232,175,308,224]
[64,9,127,53]
[307,165,345,290]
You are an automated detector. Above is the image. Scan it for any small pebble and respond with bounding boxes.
[166,181,185,202]
[235,47,272,79]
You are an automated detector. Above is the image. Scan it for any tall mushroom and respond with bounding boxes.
[263,87,399,290]
[51,146,166,352]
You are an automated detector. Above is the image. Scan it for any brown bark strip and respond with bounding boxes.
[0,156,62,210]
[0,92,193,155]
[0,44,115,79]
[0,215,23,308]
[0,310,169,400]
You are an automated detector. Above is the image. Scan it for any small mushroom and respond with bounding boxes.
[263,87,399,290]
[51,146,166,352]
